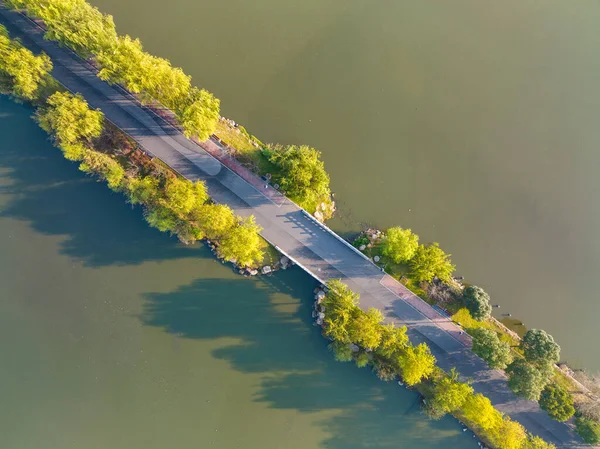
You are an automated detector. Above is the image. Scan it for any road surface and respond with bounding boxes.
[0,5,584,447]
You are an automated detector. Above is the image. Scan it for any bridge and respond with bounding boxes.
[0,5,583,447]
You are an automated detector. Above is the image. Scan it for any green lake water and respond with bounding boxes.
[89,0,600,370]
[0,96,475,448]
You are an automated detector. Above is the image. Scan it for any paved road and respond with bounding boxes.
[0,6,584,447]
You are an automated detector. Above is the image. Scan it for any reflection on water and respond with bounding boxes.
[0,96,476,448]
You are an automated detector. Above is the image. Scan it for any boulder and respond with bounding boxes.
[249,269,259,276]
[374,256,381,262]
[318,312,325,320]
[280,256,290,266]
[261,266,272,275]
[359,245,366,251]
[350,343,360,353]
[316,290,326,301]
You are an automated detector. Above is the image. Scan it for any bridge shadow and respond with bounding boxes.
[141,269,478,449]
[0,96,207,267]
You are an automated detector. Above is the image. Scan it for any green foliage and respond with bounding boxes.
[471,328,513,370]
[575,416,600,445]
[410,242,455,283]
[397,343,436,386]
[491,419,527,449]
[539,383,575,422]
[8,0,118,56]
[523,436,556,449]
[461,393,503,432]
[0,25,53,100]
[430,369,473,414]
[79,150,125,190]
[191,204,236,240]
[124,176,160,205]
[381,227,419,264]
[266,144,332,213]
[144,203,178,233]
[36,91,103,145]
[322,279,360,344]
[463,285,492,321]
[161,177,208,216]
[218,216,263,267]
[506,359,552,401]
[354,352,370,368]
[520,329,561,366]
[375,323,408,359]
[349,308,384,349]
[177,87,220,141]
[328,341,353,363]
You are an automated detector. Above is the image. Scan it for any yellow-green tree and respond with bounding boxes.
[490,419,527,449]
[161,177,208,216]
[79,150,124,190]
[191,204,236,240]
[177,87,220,141]
[410,242,455,283]
[218,216,263,267]
[461,393,503,432]
[322,279,360,344]
[397,343,436,385]
[376,324,408,359]
[349,308,384,350]
[430,369,473,414]
[36,91,103,145]
[0,25,53,100]
[381,227,419,264]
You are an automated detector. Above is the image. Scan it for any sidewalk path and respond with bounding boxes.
[0,6,584,447]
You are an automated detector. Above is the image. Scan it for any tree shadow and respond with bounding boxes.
[141,269,478,449]
[0,95,206,267]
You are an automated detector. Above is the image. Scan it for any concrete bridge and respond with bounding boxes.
[0,5,584,447]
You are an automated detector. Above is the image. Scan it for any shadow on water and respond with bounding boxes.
[142,270,477,449]
[0,96,203,267]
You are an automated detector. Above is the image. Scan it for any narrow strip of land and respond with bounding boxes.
[0,6,582,447]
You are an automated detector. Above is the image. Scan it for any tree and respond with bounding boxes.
[177,87,220,141]
[575,416,600,445]
[381,227,419,264]
[348,308,383,350]
[144,203,178,233]
[355,352,370,368]
[161,177,208,216]
[79,150,125,190]
[520,329,561,366]
[523,436,556,449]
[267,145,331,211]
[461,393,503,431]
[328,341,353,362]
[471,328,512,369]
[218,216,263,267]
[124,175,160,205]
[397,343,436,386]
[430,369,473,414]
[538,383,574,422]
[491,419,527,449]
[463,285,492,321]
[36,91,103,145]
[322,279,360,344]
[376,324,408,359]
[409,243,455,283]
[191,204,236,240]
[0,26,53,100]
[506,359,551,401]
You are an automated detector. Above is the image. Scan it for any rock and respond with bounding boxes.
[374,256,381,262]
[350,343,360,353]
[316,318,323,326]
[359,245,366,251]
[316,290,326,300]
[314,210,324,222]
[261,266,272,275]
[280,256,290,265]
[249,269,258,276]
[318,312,325,320]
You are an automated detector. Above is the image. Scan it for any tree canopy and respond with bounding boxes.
[396,343,436,386]
[36,91,103,145]
[430,369,473,414]
[349,308,384,350]
[376,324,409,359]
[218,216,263,267]
[381,227,419,264]
[539,383,575,422]
[506,359,552,401]
[471,328,513,370]
[463,285,492,321]
[520,329,561,366]
[575,416,600,445]
[409,242,455,283]
[0,25,53,100]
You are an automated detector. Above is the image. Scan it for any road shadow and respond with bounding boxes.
[141,269,478,449]
[0,96,207,267]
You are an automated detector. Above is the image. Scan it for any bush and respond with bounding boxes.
[539,383,574,422]
[575,416,600,445]
[520,329,561,367]
[381,227,419,263]
[471,328,512,370]
[410,243,455,283]
[463,285,492,321]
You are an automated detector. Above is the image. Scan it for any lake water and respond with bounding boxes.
[87,0,600,370]
[0,96,475,448]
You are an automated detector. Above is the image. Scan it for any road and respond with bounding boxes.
[0,5,584,447]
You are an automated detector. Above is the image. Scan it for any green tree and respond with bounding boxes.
[506,359,551,401]
[218,216,263,267]
[430,369,473,414]
[397,343,436,386]
[520,329,561,366]
[328,341,353,362]
[177,87,220,141]
[161,177,208,216]
[471,328,513,369]
[523,436,556,449]
[575,416,600,445]
[36,91,103,145]
[539,383,575,422]
[381,227,419,264]
[124,175,160,205]
[79,150,125,190]
[267,145,331,211]
[376,323,409,359]
[322,279,360,344]
[0,26,53,100]
[355,352,370,368]
[191,204,236,240]
[144,203,178,233]
[490,419,527,449]
[461,393,503,432]
[349,308,384,350]
[409,242,455,283]
[463,285,492,321]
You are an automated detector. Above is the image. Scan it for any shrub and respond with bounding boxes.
[539,383,575,422]
[463,285,492,321]
[575,416,600,445]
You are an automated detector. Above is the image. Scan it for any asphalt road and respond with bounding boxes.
[0,5,585,447]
